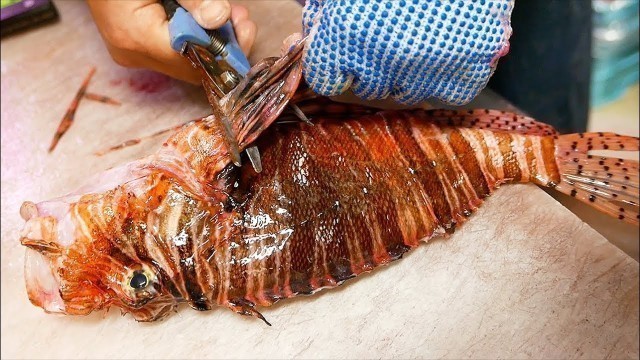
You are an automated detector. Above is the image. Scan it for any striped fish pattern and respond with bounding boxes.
[33,107,636,323]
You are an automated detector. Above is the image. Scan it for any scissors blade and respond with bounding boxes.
[245,146,262,173]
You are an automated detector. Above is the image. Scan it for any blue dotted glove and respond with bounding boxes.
[302,0,514,105]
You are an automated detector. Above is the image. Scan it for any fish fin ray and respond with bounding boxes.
[218,34,307,148]
[279,96,380,123]
[423,109,558,136]
[227,299,271,326]
[553,133,639,225]
[556,132,639,152]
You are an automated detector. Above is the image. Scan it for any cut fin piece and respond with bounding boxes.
[49,67,96,152]
[424,109,558,136]
[83,92,121,106]
[552,133,639,225]
[95,118,201,156]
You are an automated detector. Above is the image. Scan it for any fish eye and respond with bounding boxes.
[129,271,148,290]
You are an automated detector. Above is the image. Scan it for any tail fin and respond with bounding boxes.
[553,133,639,225]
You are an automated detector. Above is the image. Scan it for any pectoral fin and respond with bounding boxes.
[227,298,272,326]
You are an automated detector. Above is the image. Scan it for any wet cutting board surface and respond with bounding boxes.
[1,1,638,359]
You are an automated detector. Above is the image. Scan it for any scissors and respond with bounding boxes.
[162,0,262,172]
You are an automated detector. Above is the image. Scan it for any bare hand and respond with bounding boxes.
[87,0,257,84]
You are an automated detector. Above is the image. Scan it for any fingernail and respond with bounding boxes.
[196,0,230,29]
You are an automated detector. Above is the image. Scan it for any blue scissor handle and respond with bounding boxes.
[167,7,210,52]
[167,7,250,77]
[216,21,250,76]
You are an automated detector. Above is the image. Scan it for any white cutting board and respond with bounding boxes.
[1,1,638,359]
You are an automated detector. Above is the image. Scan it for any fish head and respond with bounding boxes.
[19,178,180,322]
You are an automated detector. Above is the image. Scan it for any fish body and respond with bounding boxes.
[19,38,639,323]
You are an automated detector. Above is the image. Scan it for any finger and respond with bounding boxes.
[89,0,201,84]
[232,18,257,55]
[146,56,202,85]
[106,43,201,85]
[230,5,255,55]
[230,4,249,22]
[177,0,231,29]
[131,3,202,84]
[87,0,157,49]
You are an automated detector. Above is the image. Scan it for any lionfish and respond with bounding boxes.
[20,35,639,323]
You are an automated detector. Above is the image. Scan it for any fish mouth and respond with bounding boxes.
[20,200,75,314]
[24,249,65,313]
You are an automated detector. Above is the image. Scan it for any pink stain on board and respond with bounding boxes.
[128,71,171,93]
[109,71,171,93]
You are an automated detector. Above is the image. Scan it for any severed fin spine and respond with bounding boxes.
[552,132,639,225]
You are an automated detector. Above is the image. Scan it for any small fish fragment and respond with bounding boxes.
[48,67,121,153]
[95,118,200,156]
[83,92,121,106]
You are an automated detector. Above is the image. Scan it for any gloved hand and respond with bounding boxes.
[302,0,514,105]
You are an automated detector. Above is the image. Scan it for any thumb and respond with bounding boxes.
[177,0,231,29]
[134,2,202,84]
